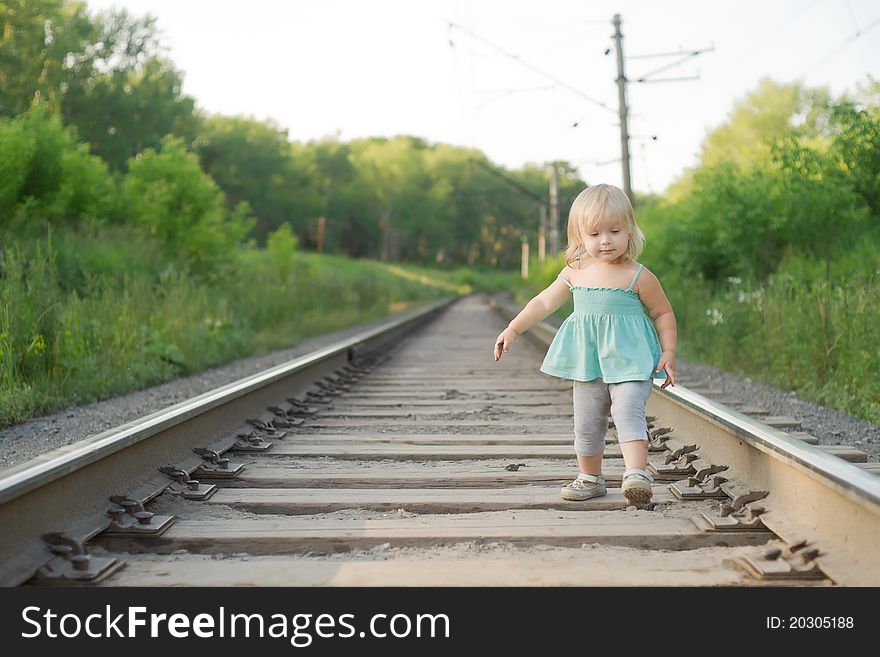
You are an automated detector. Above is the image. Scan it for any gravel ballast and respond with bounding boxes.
[1,297,878,473]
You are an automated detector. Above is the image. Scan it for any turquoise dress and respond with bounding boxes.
[539,263,667,384]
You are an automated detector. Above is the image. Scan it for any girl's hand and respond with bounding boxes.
[493,327,519,362]
[657,351,676,388]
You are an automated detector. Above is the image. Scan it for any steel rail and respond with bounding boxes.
[0,296,456,586]
[654,383,880,508]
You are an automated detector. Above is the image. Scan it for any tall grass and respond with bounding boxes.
[670,236,880,422]
[0,227,458,427]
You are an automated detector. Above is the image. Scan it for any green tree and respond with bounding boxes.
[347,136,429,261]
[60,10,199,170]
[0,0,94,116]
[303,136,356,254]
[0,104,112,231]
[666,78,835,201]
[826,90,880,215]
[194,114,319,242]
[700,77,834,170]
[651,77,877,283]
[421,144,484,265]
[121,136,253,276]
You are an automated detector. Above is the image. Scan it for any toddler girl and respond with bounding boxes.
[493,183,676,505]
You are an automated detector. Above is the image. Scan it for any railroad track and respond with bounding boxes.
[1,294,878,587]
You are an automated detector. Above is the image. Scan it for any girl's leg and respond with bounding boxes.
[577,453,604,475]
[562,380,610,501]
[619,438,649,470]
[608,380,653,470]
[572,379,611,475]
[610,380,654,503]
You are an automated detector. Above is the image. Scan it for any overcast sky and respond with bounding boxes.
[85,0,879,194]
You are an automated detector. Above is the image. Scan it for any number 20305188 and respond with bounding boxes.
[766,617,854,629]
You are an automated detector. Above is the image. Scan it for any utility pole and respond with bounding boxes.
[610,15,712,205]
[538,204,546,263]
[549,163,559,256]
[316,216,325,254]
[449,19,710,210]
[612,14,633,206]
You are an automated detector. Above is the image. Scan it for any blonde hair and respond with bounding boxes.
[563,183,644,266]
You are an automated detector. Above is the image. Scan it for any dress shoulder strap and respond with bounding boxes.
[557,273,574,291]
[626,263,644,291]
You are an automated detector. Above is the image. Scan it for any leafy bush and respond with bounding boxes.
[120,136,253,277]
[0,105,113,231]
[0,116,35,214]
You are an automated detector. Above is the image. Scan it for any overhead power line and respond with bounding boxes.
[468,158,546,205]
[801,13,880,76]
[632,47,714,83]
[448,21,617,114]
[629,47,713,60]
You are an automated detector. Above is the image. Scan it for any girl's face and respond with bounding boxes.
[584,217,630,262]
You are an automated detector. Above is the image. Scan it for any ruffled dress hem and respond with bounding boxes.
[538,364,666,383]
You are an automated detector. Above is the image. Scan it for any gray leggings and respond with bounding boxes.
[573,379,652,456]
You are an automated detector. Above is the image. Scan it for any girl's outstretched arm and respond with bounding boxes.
[493,273,572,362]
[636,268,677,388]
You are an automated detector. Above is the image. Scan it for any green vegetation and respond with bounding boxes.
[669,241,880,423]
[0,227,457,426]
[1,1,878,428]
[647,79,880,422]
